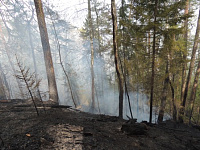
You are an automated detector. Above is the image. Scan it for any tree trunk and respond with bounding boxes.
[88,0,95,112]
[189,47,200,124]
[149,0,158,123]
[179,9,200,122]
[181,0,190,103]
[0,66,7,99]
[34,0,58,104]
[94,1,101,52]
[169,77,177,122]
[0,63,11,99]
[111,0,124,119]
[158,60,169,123]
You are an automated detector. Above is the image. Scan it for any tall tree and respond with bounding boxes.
[189,47,200,124]
[88,0,95,112]
[34,0,58,103]
[181,0,190,103]
[149,0,158,124]
[179,8,200,122]
[158,60,169,123]
[111,0,124,119]
[188,9,200,124]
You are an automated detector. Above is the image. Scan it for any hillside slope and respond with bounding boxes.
[0,100,200,150]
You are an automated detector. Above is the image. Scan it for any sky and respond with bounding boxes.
[45,0,121,28]
[44,0,91,28]
[46,0,88,27]
[44,0,199,33]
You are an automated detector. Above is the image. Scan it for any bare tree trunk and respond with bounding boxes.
[179,9,200,122]
[34,0,58,104]
[111,0,124,119]
[149,0,158,123]
[88,0,95,112]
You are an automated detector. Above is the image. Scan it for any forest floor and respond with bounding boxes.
[0,99,200,150]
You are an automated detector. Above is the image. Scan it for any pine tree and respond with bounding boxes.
[34,0,59,104]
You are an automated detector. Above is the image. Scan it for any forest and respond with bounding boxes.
[0,0,200,149]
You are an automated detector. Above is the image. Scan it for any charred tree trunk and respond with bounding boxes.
[34,0,58,104]
[111,0,124,119]
[179,9,200,122]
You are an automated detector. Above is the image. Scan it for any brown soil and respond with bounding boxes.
[0,100,200,150]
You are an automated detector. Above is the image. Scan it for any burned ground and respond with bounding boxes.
[0,100,200,150]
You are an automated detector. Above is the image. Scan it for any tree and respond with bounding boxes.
[15,56,42,116]
[158,60,169,123]
[119,0,133,119]
[111,0,124,119]
[185,9,200,123]
[34,0,58,104]
[179,8,200,122]
[0,63,11,99]
[88,0,95,112]
[189,47,200,124]
[149,0,158,124]
[48,12,77,108]
[181,0,190,103]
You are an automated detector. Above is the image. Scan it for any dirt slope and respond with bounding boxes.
[0,101,200,150]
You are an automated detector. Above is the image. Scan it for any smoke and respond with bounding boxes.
[0,1,153,123]
[50,26,152,122]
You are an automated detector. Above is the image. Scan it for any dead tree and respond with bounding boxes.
[111,0,124,119]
